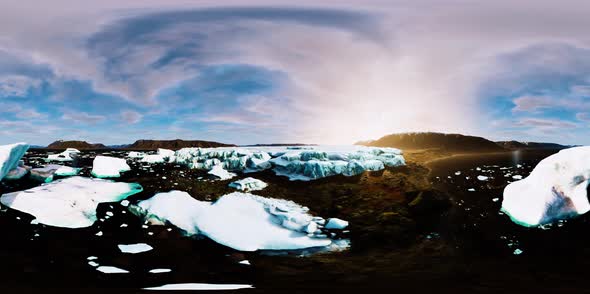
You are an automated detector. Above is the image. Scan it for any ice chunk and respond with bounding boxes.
[0,143,29,181]
[96,266,129,274]
[143,283,253,290]
[477,175,489,181]
[91,156,131,178]
[118,243,153,254]
[47,148,80,162]
[325,218,349,229]
[30,165,80,183]
[228,177,268,191]
[208,165,236,180]
[4,165,30,180]
[141,154,167,164]
[502,146,590,227]
[131,191,333,251]
[149,268,171,274]
[0,176,142,228]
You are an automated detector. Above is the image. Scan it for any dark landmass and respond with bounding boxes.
[357,132,505,152]
[45,140,107,150]
[495,140,569,150]
[125,139,235,150]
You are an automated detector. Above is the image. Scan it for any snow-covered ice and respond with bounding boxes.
[128,151,146,158]
[228,177,268,191]
[143,283,253,290]
[140,148,175,164]
[0,143,29,181]
[91,156,131,178]
[0,177,143,228]
[208,165,236,180]
[502,146,590,227]
[47,148,80,162]
[172,145,405,181]
[118,243,153,254]
[131,191,339,251]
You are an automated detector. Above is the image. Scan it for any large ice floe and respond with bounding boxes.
[46,148,80,162]
[92,156,131,178]
[130,191,347,251]
[0,143,29,181]
[0,176,143,228]
[172,145,405,181]
[502,146,590,227]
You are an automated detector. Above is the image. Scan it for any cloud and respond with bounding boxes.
[61,110,106,124]
[121,110,142,124]
[15,109,46,119]
[515,118,578,129]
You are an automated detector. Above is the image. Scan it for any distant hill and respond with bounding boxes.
[126,139,235,150]
[495,140,568,150]
[356,132,505,152]
[46,140,107,149]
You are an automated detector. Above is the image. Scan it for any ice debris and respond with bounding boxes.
[0,176,142,228]
[0,143,29,181]
[92,156,131,178]
[143,283,253,291]
[130,191,346,251]
[325,218,349,230]
[502,146,590,227]
[96,266,129,274]
[228,177,268,191]
[30,165,80,182]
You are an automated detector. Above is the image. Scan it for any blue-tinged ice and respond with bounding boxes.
[0,143,29,181]
[0,176,143,228]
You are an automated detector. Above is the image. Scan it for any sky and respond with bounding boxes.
[1,0,590,145]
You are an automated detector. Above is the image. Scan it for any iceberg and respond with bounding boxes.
[0,176,143,228]
[502,146,590,227]
[0,143,29,181]
[131,191,336,251]
[228,177,268,191]
[172,145,405,181]
[47,148,80,162]
[92,156,131,178]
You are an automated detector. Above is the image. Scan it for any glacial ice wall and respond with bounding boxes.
[172,146,404,181]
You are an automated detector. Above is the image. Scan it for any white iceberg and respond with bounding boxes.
[502,146,590,227]
[0,143,29,181]
[228,177,268,191]
[143,283,253,291]
[172,145,405,181]
[47,148,80,162]
[118,243,153,254]
[0,176,143,228]
[92,156,131,178]
[131,191,335,251]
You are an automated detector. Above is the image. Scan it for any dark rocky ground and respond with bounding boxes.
[1,149,589,293]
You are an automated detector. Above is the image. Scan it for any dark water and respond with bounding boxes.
[1,149,589,293]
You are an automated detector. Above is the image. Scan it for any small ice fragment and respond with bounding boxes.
[96,266,129,274]
[477,175,489,181]
[118,243,153,254]
[239,260,251,265]
[149,268,172,274]
[513,249,523,255]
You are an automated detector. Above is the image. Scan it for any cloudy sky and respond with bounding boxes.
[1,0,589,145]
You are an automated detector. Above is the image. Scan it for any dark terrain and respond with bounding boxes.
[0,146,587,293]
